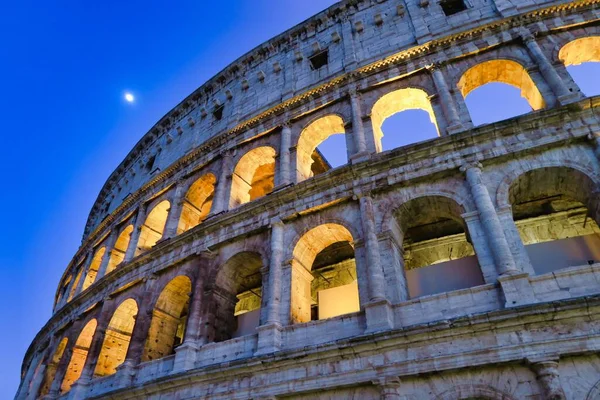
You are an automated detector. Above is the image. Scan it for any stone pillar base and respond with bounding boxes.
[350,151,371,164]
[255,323,283,356]
[172,341,201,373]
[364,299,394,333]
[65,378,91,400]
[446,123,465,135]
[115,360,137,388]
[498,272,536,308]
[558,92,581,106]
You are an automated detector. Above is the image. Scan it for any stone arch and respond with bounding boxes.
[142,276,192,361]
[94,299,138,377]
[67,267,84,302]
[212,251,264,341]
[37,337,68,397]
[296,115,347,182]
[559,36,600,96]
[230,146,276,208]
[559,36,600,66]
[457,59,545,111]
[136,200,170,255]
[61,319,97,393]
[378,184,476,234]
[178,173,216,234]
[435,384,517,400]
[504,166,600,275]
[393,195,484,298]
[106,224,133,274]
[371,87,439,151]
[290,223,359,323]
[81,247,106,291]
[587,378,600,400]
[495,160,600,209]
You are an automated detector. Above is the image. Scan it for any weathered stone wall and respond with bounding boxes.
[16,0,600,399]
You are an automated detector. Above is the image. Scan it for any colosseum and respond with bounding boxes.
[15,0,600,398]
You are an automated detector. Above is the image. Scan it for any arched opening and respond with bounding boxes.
[56,275,72,306]
[458,59,545,125]
[395,196,484,298]
[94,299,138,377]
[67,267,84,301]
[560,37,600,97]
[37,337,68,397]
[136,200,170,256]
[213,252,263,341]
[230,147,276,208]
[142,276,192,361]
[106,224,133,274]
[178,174,216,233]
[297,115,347,182]
[61,319,97,393]
[291,223,360,323]
[508,167,600,275]
[81,247,106,291]
[371,88,439,152]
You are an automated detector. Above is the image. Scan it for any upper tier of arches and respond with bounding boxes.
[55,27,600,310]
[82,0,589,241]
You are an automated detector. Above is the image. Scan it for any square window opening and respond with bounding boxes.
[440,0,467,16]
[213,105,224,121]
[309,50,329,70]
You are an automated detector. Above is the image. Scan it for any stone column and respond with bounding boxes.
[256,220,285,355]
[462,162,536,307]
[520,30,577,105]
[462,211,498,283]
[56,269,80,310]
[173,256,213,372]
[358,194,394,333]
[72,252,93,297]
[358,195,385,302]
[124,206,146,263]
[427,63,464,134]
[69,301,114,396]
[278,124,292,187]
[163,184,186,239]
[374,376,402,400]
[530,360,567,400]
[462,162,518,276]
[95,230,119,280]
[18,349,45,400]
[116,277,158,387]
[45,320,84,399]
[210,152,233,215]
[349,88,369,160]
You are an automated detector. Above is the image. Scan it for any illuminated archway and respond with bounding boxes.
[61,319,97,393]
[81,247,106,291]
[230,147,276,208]
[371,88,439,151]
[178,174,216,233]
[291,223,359,323]
[37,337,68,397]
[296,115,347,182]
[508,167,600,275]
[395,196,483,298]
[213,252,263,341]
[559,36,600,96]
[136,200,170,255]
[142,276,192,361]
[458,59,545,125]
[94,299,138,377]
[106,225,133,274]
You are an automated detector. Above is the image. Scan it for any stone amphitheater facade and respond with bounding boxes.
[16,0,600,398]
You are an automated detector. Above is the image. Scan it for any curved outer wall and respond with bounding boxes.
[17,0,600,399]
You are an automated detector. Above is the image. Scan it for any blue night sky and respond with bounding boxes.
[0,1,598,397]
